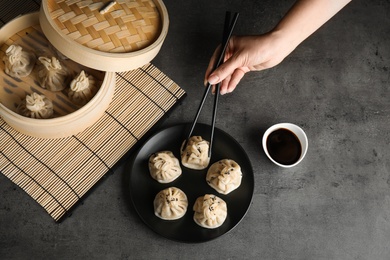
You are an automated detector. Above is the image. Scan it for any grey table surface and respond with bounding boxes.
[1,0,389,259]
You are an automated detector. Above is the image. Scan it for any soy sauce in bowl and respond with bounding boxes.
[266,128,302,165]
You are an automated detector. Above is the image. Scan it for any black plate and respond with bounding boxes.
[129,123,254,243]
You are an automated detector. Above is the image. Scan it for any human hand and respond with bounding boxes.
[205,32,297,95]
[205,0,351,95]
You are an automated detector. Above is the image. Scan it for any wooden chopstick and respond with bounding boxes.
[183,11,239,158]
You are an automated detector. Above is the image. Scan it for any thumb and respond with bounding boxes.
[207,54,244,85]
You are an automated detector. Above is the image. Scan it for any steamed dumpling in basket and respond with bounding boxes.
[37,56,69,91]
[68,70,98,106]
[17,92,53,119]
[3,44,36,78]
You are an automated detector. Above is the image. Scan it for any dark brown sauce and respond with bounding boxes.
[266,128,302,165]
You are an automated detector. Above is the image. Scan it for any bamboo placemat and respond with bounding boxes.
[0,63,186,221]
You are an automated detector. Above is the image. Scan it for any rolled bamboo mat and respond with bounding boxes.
[0,63,186,221]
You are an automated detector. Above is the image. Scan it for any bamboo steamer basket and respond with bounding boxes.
[0,0,168,138]
[39,0,169,72]
[0,12,115,138]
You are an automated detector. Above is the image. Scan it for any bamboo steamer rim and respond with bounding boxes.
[39,0,169,72]
[0,12,116,138]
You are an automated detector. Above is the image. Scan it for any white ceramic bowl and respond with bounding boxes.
[262,123,308,168]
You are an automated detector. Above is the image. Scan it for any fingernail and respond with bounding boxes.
[208,75,219,85]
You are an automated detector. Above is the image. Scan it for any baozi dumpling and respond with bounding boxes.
[193,194,227,229]
[206,159,242,194]
[68,70,98,106]
[180,136,210,170]
[37,56,69,91]
[3,44,36,78]
[17,92,53,119]
[154,187,188,220]
[149,151,182,183]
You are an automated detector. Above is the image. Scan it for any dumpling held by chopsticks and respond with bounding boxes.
[180,136,210,170]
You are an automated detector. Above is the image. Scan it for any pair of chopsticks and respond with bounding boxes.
[183,11,239,158]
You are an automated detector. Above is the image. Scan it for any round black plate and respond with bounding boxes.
[129,123,254,243]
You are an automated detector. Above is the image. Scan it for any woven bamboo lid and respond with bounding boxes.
[39,0,169,72]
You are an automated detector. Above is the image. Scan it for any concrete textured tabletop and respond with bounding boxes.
[1,0,389,259]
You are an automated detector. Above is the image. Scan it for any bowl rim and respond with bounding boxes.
[262,123,308,168]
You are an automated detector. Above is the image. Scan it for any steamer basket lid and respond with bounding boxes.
[39,0,168,72]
